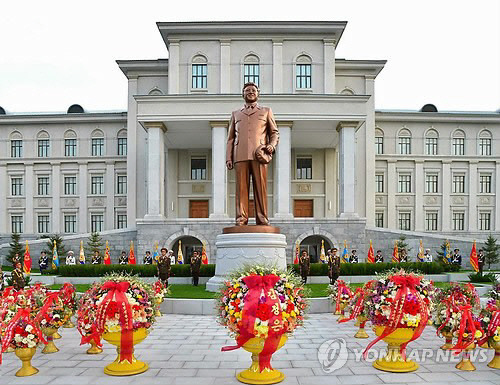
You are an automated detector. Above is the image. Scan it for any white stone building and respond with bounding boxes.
[0,21,499,263]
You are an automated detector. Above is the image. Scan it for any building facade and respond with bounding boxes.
[0,21,499,263]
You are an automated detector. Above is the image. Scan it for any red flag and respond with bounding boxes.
[23,240,31,274]
[201,243,208,264]
[392,241,399,263]
[128,241,136,265]
[470,240,479,272]
[367,240,375,264]
[293,241,300,264]
[104,240,111,265]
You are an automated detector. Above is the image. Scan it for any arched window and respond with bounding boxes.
[452,129,465,156]
[10,131,23,158]
[64,129,77,157]
[91,129,105,157]
[117,129,127,156]
[478,130,492,156]
[375,128,384,155]
[398,128,412,155]
[37,130,50,158]
[424,129,439,155]
[340,87,355,95]
[243,54,260,86]
[295,54,312,89]
[191,54,208,89]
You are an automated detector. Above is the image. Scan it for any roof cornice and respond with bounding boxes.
[0,112,127,125]
[375,110,500,124]
[116,59,168,78]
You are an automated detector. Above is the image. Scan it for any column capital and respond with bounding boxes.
[323,38,337,45]
[142,121,167,132]
[276,121,293,128]
[210,121,229,129]
[272,39,283,45]
[414,159,425,164]
[220,38,231,45]
[336,121,359,132]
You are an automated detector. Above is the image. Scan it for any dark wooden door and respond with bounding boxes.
[294,199,313,217]
[189,200,209,218]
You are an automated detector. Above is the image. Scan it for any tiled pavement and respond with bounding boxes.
[0,314,499,385]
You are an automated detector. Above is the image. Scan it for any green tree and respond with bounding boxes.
[86,232,104,257]
[436,240,449,265]
[396,235,410,255]
[483,234,500,270]
[43,234,67,261]
[6,233,23,266]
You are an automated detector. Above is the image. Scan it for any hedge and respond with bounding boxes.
[290,262,445,276]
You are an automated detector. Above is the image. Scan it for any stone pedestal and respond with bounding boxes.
[205,233,287,292]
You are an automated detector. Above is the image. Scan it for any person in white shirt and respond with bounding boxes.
[168,250,176,265]
[65,251,76,265]
[424,249,433,263]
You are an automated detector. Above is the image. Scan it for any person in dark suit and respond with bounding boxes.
[375,250,384,263]
[451,248,462,266]
[299,250,310,284]
[226,82,279,226]
[11,262,25,291]
[328,248,341,285]
[349,250,359,263]
[157,248,171,287]
[190,251,202,286]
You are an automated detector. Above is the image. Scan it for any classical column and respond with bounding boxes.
[52,163,61,233]
[144,122,167,220]
[0,165,6,233]
[441,161,451,231]
[364,75,376,226]
[25,163,34,234]
[79,162,88,233]
[210,122,228,219]
[272,40,283,93]
[106,161,115,229]
[387,160,397,228]
[168,40,180,94]
[220,39,231,93]
[127,76,138,229]
[337,121,359,217]
[468,161,478,231]
[323,39,336,93]
[274,122,293,219]
[414,160,424,231]
[496,161,500,231]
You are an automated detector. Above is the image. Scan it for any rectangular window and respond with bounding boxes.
[11,140,23,158]
[38,139,50,157]
[452,174,465,193]
[11,215,23,233]
[91,214,104,232]
[64,139,77,156]
[453,138,465,155]
[91,176,104,195]
[425,212,438,231]
[11,177,23,196]
[192,64,207,89]
[37,176,50,196]
[479,212,491,231]
[64,176,77,195]
[398,174,412,193]
[425,137,438,155]
[398,137,411,154]
[118,137,127,156]
[425,174,438,193]
[296,64,312,89]
[117,175,127,194]
[375,212,384,228]
[479,138,491,156]
[375,136,384,155]
[296,158,312,180]
[116,214,127,229]
[479,174,492,193]
[91,138,104,156]
[64,215,77,233]
[190,158,207,180]
[398,212,411,231]
[375,174,384,193]
[244,64,260,86]
[37,215,50,234]
[453,212,465,231]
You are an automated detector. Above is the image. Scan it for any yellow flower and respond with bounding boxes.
[255,324,268,339]
[383,290,388,295]
[229,309,234,315]
[463,333,468,338]
[475,330,482,339]
[290,311,296,317]
[494,336,500,342]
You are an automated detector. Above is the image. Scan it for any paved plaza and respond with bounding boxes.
[0,313,499,385]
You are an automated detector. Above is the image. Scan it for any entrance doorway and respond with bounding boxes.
[171,236,203,264]
[299,235,332,263]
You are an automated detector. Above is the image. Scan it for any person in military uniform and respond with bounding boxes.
[39,251,49,273]
[92,251,102,265]
[118,251,128,265]
[478,249,485,275]
[328,248,341,285]
[299,250,310,284]
[451,248,462,266]
[424,249,433,263]
[399,248,408,263]
[12,253,20,267]
[375,250,384,263]
[11,262,25,291]
[349,249,359,263]
[144,251,153,265]
[65,251,76,265]
[190,250,202,286]
[157,248,171,287]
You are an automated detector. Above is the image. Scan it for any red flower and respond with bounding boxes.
[256,303,271,321]
[286,303,294,313]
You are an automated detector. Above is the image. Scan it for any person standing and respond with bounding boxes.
[65,251,76,265]
[451,248,462,266]
[190,250,202,286]
[157,248,171,287]
[118,250,128,265]
[349,250,359,263]
[168,250,176,265]
[11,262,25,291]
[424,249,433,263]
[400,249,408,263]
[375,250,384,263]
[299,250,310,284]
[38,251,49,273]
[328,248,341,285]
[92,251,102,265]
[12,253,20,268]
[144,251,153,265]
[478,249,485,275]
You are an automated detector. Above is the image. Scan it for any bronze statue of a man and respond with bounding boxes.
[226,82,279,226]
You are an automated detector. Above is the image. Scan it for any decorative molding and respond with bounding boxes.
[11,199,23,207]
[117,197,127,206]
[452,196,465,205]
[192,184,205,193]
[92,197,105,207]
[425,196,438,205]
[479,196,491,205]
[297,184,311,193]
[38,198,49,208]
[398,196,411,205]
[375,196,384,205]
[65,198,77,207]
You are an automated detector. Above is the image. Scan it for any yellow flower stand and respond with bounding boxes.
[487,340,500,369]
[14,348,38,377]
[102,328,149,376]
[354,316,369,339]
[41,327,59,354]
[86,340,103,354]
[372,326,418,372]
[237,335,288,385]
[337,303,347,321]
[455,343,476,371]
[440,331,453,350]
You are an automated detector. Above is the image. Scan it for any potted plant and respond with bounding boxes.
[34,292,69,353]
[339,280,376,338]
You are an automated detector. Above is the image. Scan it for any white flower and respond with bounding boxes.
[25,324,33,333]
[27,341,36,348]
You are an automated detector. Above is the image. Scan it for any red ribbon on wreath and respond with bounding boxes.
[335,281,353,314]
[96,281,134,362]
[452,304,478,352]
[479,309,500,346]
[339,287,364,323]
[363,274,429,360]
[34,292,61,324]
[436,290,467,336]
[221,274,285,372]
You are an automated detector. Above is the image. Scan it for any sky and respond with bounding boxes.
[0,0,498,114]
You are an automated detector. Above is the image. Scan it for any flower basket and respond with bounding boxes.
[77,283,103,354]
[339,280,376,339]
[34,292,69,353]
[152,280,169,317]
[217,266,307,385]
[363,269,434,372]
[328,280,352,319]
[60,283,77,328]
[479,299,500,369]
